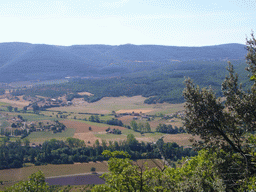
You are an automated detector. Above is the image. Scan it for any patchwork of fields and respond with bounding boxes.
[0,95,195,146]
[0,95,197,190]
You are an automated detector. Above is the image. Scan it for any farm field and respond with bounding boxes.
[0,159,163,190]
[2,111,57,122]
[0,94,199,189]
[0,98,29,108]
[61,119,127,145]
[163,133,201,146]
[26,128,75,144]
[0,95,194,146]
[47,96,185,115]
[60,119,194,146]
[0,102,10,107]
[17,113,57,121]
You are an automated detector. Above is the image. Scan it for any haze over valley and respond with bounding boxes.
[0,42,247,82]
[1,0,255,190]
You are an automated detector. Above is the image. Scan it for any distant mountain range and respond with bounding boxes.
[0,42,247,82]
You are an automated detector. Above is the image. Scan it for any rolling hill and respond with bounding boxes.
[0,42,247,82]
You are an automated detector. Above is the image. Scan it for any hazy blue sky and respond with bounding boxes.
[0,0,255,46]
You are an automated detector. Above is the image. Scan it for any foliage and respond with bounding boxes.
[0,135,196,170]
[92,150,145,192]
[6,106,13,112]
[105,118,123,126]
[130,121,151,133]
[9,59,249,104]
[106,128,122,134]
[4,171,54,192]
[0,89,5,95]
[32,103,40,113]
[156,124,185,134]
[130,120,138,131]
[88,115,100,123]
[182,33,256,190]
[246,32,256,81]
[90,167,96,172]
[92,150,225,192]
[66,137,85,148]
[0,140,24,169]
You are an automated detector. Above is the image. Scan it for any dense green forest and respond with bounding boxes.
[0,136,196,170]
[11,59,250,104]
[0,43,246,82]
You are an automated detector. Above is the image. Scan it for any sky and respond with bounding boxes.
[0,0,255,46]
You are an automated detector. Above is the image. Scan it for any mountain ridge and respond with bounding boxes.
[0,42,247,82]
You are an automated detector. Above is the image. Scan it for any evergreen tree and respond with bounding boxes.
[182,33,256,189]
[145,122,151,133]
[7,106,13,112]
[130,120,138,131]
[4,171,52,192]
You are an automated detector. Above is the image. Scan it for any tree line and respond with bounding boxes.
[0,135,196,170]
[156,123,186,134]
[130,120,151,133]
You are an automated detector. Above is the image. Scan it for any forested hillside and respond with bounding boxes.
[11,59,250,104]
[0,42,246,82]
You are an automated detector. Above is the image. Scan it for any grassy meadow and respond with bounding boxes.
[26,128,75,143]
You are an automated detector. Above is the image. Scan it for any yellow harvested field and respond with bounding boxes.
[77,92,93,96]
[0,98,30,107]
[166,118,183,128]
[61,120,126,134]
[136,137,160,143]
[48,95,185,115]
[163,133,201,146]
[49,96,149,114]
[116,109,153,114]
[74,132,102,146]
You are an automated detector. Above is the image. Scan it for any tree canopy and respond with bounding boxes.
[92,33,256,191]
[182,32,256,190]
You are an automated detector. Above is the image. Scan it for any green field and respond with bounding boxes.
[19,113,57,121]
[25,128,75,143]
[0,102,10,107]
[5,112,57,122]
[0,120,9,129]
